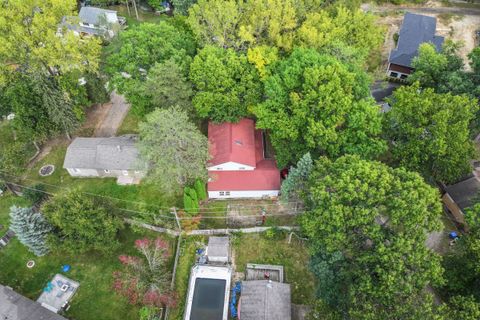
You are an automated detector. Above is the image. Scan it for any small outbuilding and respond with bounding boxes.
[207,237,230,264]
[63,136,144,185]
[442,174,480,229]
[239,280,292,320]
[0,284,67,320]
[59,6,124,38]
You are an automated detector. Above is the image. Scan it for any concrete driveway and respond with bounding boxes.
[94,91,131,137]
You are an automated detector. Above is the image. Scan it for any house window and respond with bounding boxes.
[73,168,80,173]
[400,74,408,80]
[217,167,223,170]
[134,170,141,174]
[122,170,129,176]
[104,169,110,173]
[390,72,399,78]
[219,191,225,196]
[225,191,230,196]
[239,167,245,170]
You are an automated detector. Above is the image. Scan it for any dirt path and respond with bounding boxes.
[94,91,131,137]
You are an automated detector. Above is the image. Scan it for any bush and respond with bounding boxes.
[194,179,207,201]
[183,187,199,215]
[22,183,46,204]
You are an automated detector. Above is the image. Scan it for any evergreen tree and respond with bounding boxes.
[280,152,313,203]
[9,206,52,256]
[194,179,207,201]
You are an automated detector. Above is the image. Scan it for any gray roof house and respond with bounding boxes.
[63,136,144,185]
[387,13,444,79]
[239,280,291,320]
[0,284,67,320]
[59,6,123,38]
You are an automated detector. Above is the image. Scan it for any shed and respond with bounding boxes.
[239,280,291,320]
[207,236,229,264]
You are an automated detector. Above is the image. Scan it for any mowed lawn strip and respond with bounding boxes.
[232,232,316,305]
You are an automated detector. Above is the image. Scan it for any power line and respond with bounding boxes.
[4,181,304,220]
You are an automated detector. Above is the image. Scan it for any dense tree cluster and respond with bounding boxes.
[302,155,445,319]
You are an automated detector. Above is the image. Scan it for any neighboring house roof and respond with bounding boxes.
[389,12,444,68]
[78,6,117,25]
[60,16,104,35]
[63,136,142,171]
[208,120,281,192]
[239,280,291,320]
[445,175,480,211]
[0,284,67,320]
[208,119,257,168]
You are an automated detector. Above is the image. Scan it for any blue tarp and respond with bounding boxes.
[230,282,241,318]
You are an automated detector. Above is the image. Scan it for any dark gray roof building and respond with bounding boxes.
[445,175,480,211]
[389,12,444,68]
[63,136,141,170]
[239,280,291,320]
[0,284,67,320]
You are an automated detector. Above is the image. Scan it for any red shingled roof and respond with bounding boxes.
[208,119,280,192]
[208,119,257,168]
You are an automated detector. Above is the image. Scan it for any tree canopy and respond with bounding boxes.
[105,21,196,115]
[385,83,478,183]
[0,0,101,83]
[42,190,123,253]
[301,155,444,319]
[190,46,262,122]
[409,43,480,97]
[254,48,385,167]
[138,106,209,193]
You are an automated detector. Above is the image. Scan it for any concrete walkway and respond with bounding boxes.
[94,91,131,137]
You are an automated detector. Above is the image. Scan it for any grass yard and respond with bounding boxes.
[167,236,207,320]
[117,110,141,135]
[232,231,316,305]
[107,4,168,26]
[0,213,176,320]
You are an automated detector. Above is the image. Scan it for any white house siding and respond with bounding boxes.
[66,168,99,177]
[208,161,255,171]
[208,190,279,199]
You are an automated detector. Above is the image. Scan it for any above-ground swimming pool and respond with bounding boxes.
[184,265,232,320]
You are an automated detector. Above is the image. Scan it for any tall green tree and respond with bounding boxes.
[143,59,193,112]
[296,7,382,62]
[0,0,101,84]
[301,155,445,319]
[409,43,479,97]
[9,206,52,256]
[105,21,196,115]
[254,48,385,167]
[190,46,262,122]
[138,106,209,194]
[42,190,123,253]
[280,152,313,203]
[385,83,478,183]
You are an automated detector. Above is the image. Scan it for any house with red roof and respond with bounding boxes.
[208,119,281,199]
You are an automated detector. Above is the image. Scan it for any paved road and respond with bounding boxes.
[94,91,131,137]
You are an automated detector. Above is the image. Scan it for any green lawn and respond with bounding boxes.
[232,231,316,305]
[117,110,141,135]
[0,218,175,320]
[107,4,168,26]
